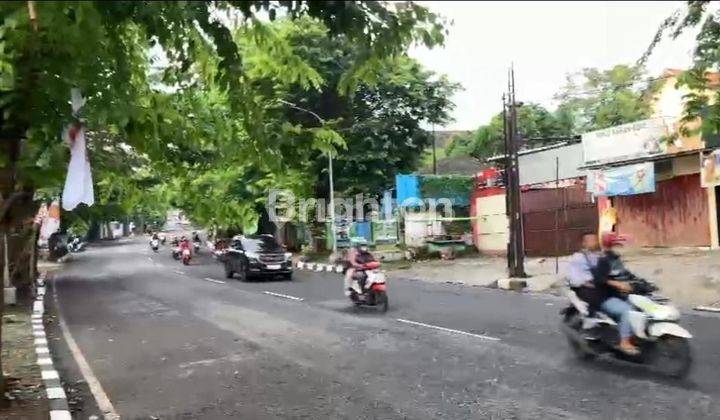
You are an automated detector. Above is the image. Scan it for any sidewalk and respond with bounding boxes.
[0,303,49,418]
[388,248,720,309]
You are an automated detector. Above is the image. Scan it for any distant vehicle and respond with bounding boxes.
[150,238,160,252]
[223,235,292,281]
[67,235,86,253]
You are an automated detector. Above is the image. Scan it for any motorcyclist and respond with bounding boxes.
[568,231,638,355]
[192,231,201,243]
[178,236,191,254]
[344,237,375,296]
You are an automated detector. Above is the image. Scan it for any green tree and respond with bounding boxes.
[447,103,570,160]
[554,64,656,132]
[644,1,720,139]
[272,19,459,198]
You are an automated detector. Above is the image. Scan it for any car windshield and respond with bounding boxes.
[241,236,283,253]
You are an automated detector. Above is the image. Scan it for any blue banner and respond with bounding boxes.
[587,162,655,196]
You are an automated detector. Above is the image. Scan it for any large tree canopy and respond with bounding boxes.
[272,19,459,198]
[0,1,449,231]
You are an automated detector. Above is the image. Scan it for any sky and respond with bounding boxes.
[409,1,699,131]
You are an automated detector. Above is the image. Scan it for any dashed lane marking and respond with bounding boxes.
[396,318,501,342]
[204,277,226,284]
[263,291,304,301]
[174,270,185,275]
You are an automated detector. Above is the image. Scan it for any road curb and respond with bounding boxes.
[296,261,344,273]
[33,271,72,419]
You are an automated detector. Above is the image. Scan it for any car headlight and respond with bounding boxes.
[284,252,292,260]
[245,252,260,262]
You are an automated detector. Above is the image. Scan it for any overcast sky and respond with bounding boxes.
[409,1,698,131]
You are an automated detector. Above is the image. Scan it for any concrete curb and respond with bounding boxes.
[296,261,344,274]
[32,272,73,419]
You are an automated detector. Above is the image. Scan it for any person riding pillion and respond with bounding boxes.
[567,232,638,356]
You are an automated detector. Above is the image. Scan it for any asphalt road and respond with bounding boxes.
[47,238,720,419]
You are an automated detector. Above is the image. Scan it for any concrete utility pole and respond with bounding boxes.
[504,66,526,278]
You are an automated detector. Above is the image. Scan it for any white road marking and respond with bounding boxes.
[204,277,226,284]
[34,337,47,345]
[50,410,72,420]
[174,270,185,275]
[263,291,304,301]
[46,387,67,399]
[41,370,59,380]
[396,318,501,342]
[147,257,153,262]
[54,284,120,419]
[38,357,53,366]
[36,346,50,355]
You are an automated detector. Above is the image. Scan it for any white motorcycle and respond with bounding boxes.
[149,238,160,252]
[561,277,692,378]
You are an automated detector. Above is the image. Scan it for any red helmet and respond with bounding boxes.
[601,232,626,248]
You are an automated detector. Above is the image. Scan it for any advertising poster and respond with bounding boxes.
[587,162,656,196]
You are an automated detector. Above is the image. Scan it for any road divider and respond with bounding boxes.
[295,261,344,273]
[31,272,86,419]
[263,291,304,301]
[396,318,501,342]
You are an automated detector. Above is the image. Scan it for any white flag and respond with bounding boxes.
[62,125,94,211]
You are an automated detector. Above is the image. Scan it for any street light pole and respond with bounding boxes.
[328,152,336,255]
[277,99,336,254]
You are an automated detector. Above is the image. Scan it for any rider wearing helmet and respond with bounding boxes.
[179,235,191,253]
[344,237,375,296]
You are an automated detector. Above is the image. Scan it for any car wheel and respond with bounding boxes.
[284,272,293,281]
[224,262,234,279]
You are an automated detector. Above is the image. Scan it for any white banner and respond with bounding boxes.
[582,118,670,165]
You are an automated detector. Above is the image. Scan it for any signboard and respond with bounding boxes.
[582,118,670,165]
[701,150,720,187]
[587,162,656,196]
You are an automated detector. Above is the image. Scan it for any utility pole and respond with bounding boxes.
[505,66,526,278]
[431,123,438,175]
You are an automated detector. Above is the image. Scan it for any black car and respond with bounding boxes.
[223,235,293,281]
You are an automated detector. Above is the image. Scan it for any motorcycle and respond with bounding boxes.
[193,240,201,253]
[181,248,191,265]
[149,238,160,252]
[67,236,86,253]
[159,233,167,245]
[561,275,692,378]
[348,261,389,312]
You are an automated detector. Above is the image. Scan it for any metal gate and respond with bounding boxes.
[522,185,598,256]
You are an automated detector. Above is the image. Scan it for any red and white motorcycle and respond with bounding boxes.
[349,261,389,312]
